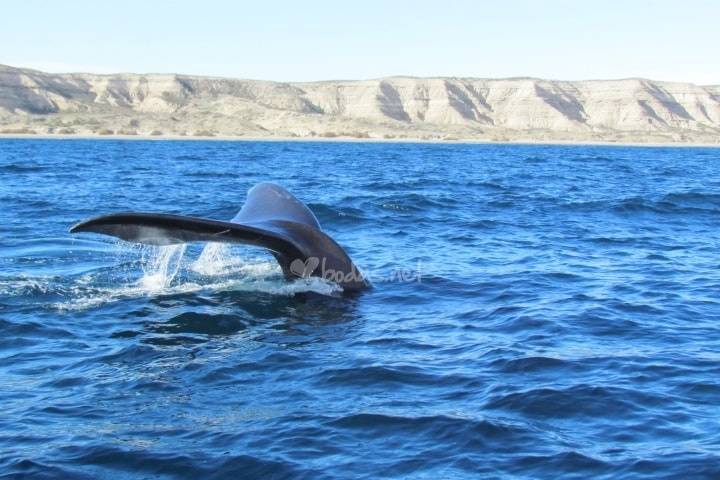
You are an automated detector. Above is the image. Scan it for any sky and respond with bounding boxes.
[2,0,718,84]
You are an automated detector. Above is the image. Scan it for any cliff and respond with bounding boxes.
[1,64,718,143]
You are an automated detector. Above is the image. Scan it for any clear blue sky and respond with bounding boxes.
[3,0,718,83]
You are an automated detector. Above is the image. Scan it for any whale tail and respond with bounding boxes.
[69,183,368,291]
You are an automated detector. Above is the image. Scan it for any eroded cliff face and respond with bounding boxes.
[1,64,718,142]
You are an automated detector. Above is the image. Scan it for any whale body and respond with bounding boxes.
[70,183,368,291]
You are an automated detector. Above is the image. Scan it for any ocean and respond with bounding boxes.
[1,139,719,479]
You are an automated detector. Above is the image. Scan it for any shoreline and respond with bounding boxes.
[0,133,719,148]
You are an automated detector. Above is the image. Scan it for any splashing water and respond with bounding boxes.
[42,242,341,311]
[191,242,232,276]
[139,244,187,291]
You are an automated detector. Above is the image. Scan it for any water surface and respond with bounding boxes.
[1,139,719,478]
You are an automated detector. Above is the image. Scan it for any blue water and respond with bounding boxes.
[1,139,720,479]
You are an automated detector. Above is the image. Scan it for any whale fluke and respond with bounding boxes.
[70,183,368,291]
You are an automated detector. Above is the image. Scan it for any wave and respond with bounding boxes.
[318,364,468,388]
[562,191,720,214]
[485,385,666,418]
[489,355,571,373]
[35,445,309,479]
[340,193,459,214]
[307,203,367,225]
[0,163,45,173]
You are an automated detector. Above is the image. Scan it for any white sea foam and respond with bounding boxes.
[43,245,342,311]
